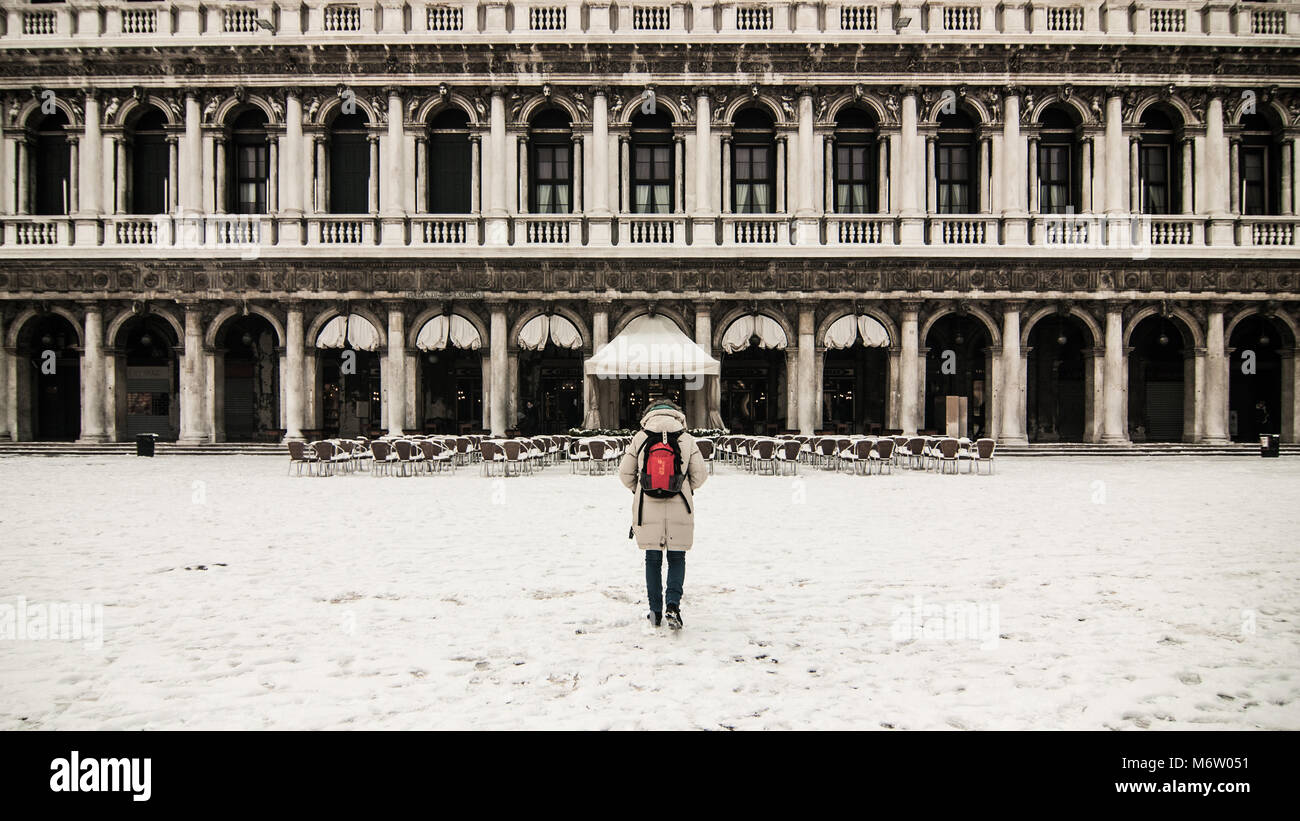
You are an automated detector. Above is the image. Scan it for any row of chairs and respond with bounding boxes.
[712,433,997,476]
[479,435,573,477]
[568,436,632,475]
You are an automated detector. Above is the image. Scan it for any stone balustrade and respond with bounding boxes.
[2,0,1294,42]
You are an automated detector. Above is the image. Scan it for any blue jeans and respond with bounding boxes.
[645,550,686,614]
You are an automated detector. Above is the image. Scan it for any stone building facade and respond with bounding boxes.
[1,0,1298,444]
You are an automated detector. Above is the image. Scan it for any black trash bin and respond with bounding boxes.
[135,433,157,457]
[1260,434,1280,458]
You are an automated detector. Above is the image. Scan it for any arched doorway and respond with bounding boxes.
[1128,313,1191,442]
[517,314,583,434]
[216,314,280,442]
[19,314,80,441]
[117,314,180,441]
[719,314,788,434]
[314,314,382,437]
[924,313,992,437]
[1026,313,1094,442]
[414,313,484,434]
[822,313,890,434]
[1229,314,1288,442]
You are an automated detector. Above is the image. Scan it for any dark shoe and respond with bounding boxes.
[648,611,662,627]
[664,604,682,630]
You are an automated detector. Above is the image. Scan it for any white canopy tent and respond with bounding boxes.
[824,314,891,349]
[415,314,483,351]
[585,314,720,378]
[316,314,382,351]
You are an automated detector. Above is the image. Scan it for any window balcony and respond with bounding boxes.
[615,215,688,246]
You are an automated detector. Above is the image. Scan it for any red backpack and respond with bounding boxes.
[635,430,691,525]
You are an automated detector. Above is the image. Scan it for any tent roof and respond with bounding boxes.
[585,314,720,377]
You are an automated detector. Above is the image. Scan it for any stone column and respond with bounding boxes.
[1281,137,1294,216]
[1204,303,1229,443]
[517,136,529,214]
[0,313,7,439]
[113,137,127,214]
[695,304,721,428]
[485,89,508,243]
[674,135,686,213]
[619,136,631,213]
[784,346,799,432]
[1281,349,1297,443]
[1129,137,1140,212]
[1205,95,1230,245]
[898,90,924,244]
[693,88,714,240]
[77,304,108,443]
[925,136,936,214]
[775,136,787,213]
[571,135,584,213]
[979,136,992,215]
[268,136,279,213]
[214,137,227,213]
[181,91,202,212]
[1080,136,1093,212]
[414,136,427,212]
[178,302,208,445]
[279,90,305,243]
[1101,303,1128,442]
[1182,137,1195,216]
[314,137,327,213]
[720,136,732,213]
[14,138,29,215]
[489,301,507,435]
[1002,91,1029,244]
[385,303,405,435]
[367,135,380,214]
[797,303,816,434]
[1027,136,1040,213]
[75,91,102,243]
[67,137,79,214]
[589,88,612,244]
[1103,90,1128,245]
[1229,137,1241,215]
[380,89,405,244]
[583,303,609,429]
[999,302,1028,444]
[470,135,482,214]
[899,302,920,435]
[284,302,305,441]
[167,135,180,212]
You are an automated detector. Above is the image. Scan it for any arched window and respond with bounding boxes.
[329,112,370,214]
[1139,106,1182,215]
[31,110,70,216]
[732,107,775,214]
[936,109,977,214]
[834,107,878,213]
[130,107,169,215]
[1038,106,1081,215]
[228,108,268,214]
[428,108,472,214]
[529,108,572,214]
[630,110,674,214]
[1239,112,1282,216]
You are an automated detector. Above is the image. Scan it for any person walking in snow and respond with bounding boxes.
[619,398,708,630]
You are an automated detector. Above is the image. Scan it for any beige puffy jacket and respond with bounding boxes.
[618,407,709,550]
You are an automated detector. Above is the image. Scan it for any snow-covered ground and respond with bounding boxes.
[1,453,1298,730]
